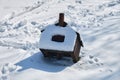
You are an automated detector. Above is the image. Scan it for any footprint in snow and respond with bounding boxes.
[89,55,94,59]
[94,58,99,62]
[88,55,104,66]
[88,60,94,64]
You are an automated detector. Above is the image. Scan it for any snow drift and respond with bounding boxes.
[0,0,120,80]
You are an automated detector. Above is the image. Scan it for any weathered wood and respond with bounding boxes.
[40,34,82,63]
[55,13,67,27]
[72,36,81,63]
[39,13,84,63]
[59,13,64,27]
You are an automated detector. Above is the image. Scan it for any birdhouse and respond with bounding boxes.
[39,13,83,63]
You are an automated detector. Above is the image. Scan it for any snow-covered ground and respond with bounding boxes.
[0,0,120,80]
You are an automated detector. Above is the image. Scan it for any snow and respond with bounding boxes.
[0,46,28,65]
[0,0,120,80]
[39,25,77,51]
[0,0,39,20]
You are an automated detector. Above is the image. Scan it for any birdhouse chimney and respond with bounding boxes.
[59,13,66,27]
[55,13,67,27]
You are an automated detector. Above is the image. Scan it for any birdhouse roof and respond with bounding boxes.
[39,25,77,52]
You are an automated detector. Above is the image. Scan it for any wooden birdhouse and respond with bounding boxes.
[39,13,83,63]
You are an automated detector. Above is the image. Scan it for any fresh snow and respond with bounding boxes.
[39,25,77,51]
[0,0,120,80]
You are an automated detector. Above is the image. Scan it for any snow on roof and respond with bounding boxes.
[39,25,77,51]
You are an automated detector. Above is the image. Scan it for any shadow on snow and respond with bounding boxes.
[16,52,74,72]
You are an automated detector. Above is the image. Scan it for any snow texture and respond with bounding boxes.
[39,25,77,51]
[0,0,120,80]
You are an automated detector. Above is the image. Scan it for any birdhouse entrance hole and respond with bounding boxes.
[52,35,65,42]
